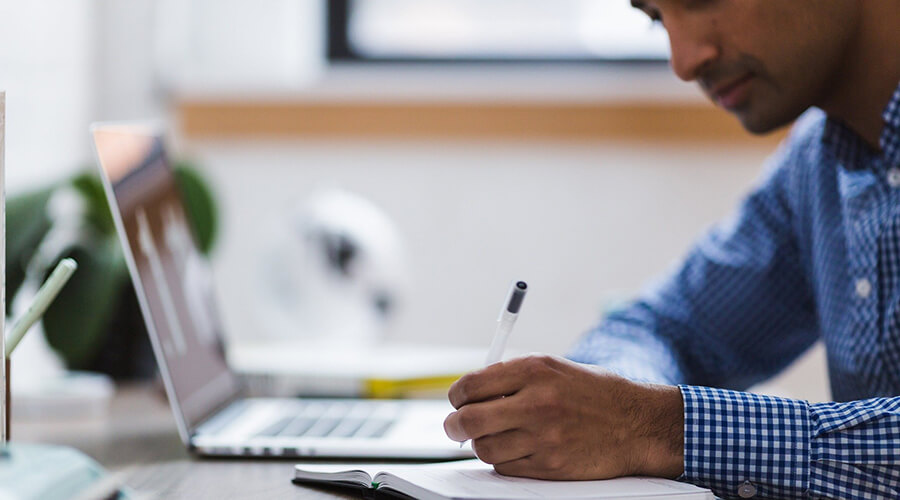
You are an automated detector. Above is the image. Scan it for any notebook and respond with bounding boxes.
[293,459,715,500]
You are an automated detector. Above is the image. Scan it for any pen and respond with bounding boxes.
[461,280,528,447]
[484,281,527,365]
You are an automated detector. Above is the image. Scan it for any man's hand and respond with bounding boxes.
[444,355,684,480]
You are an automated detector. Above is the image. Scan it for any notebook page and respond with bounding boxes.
[294,463,378,477]
[377,461,713,500]
[293,463,376,487]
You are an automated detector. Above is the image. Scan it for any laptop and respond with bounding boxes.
[91,123,473,459]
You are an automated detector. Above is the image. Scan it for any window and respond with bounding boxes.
[328,0,670,63]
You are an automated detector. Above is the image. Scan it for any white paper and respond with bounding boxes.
[297,460,714,500]
[384,467,713,499]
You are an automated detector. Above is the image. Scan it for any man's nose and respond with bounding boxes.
[666,20,719,82]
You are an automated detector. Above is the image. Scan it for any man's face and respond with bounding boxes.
[631,0,861,134]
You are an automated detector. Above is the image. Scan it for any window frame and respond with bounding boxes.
[326,0,669,65]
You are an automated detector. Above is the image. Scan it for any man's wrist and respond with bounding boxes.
[629,382,684,478]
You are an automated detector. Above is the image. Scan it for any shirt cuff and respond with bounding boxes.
[679,385,810,499]
[807,398,900,498]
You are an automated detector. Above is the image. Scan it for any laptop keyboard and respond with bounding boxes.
[255,400,398,440]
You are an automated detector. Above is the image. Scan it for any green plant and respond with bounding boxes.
[5,161,218,375]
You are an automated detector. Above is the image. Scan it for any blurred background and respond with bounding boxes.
[0,0,827,402]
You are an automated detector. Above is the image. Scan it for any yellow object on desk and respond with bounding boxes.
[364,374,463,399]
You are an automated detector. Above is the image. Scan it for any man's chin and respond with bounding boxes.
[733,108,796,136]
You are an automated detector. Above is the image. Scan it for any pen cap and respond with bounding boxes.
[506,281,527,314]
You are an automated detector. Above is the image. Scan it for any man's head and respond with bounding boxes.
[631,1,863,134]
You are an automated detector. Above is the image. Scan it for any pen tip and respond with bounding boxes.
[516,281,527,290]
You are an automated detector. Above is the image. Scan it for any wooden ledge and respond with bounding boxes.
[177,100,787,145]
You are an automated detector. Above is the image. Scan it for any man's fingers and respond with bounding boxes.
[448,363,522,409]
[449,356,557,409]
[471,429,533,465]
[443,396,526,442]
[492,455,543,478]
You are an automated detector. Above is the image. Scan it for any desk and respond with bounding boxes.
[12,383,361,499]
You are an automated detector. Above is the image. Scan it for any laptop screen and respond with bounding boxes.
[92,124,241,435]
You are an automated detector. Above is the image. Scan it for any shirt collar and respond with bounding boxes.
[881,82,900,166]
[822,80,900,171]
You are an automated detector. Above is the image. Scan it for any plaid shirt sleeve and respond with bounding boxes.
[569,139,819,390]
[681,385,900,499]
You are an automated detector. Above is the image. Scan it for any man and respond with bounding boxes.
[443,1,900,499]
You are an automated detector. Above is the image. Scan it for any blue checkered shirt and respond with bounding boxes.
[569,82,900,499]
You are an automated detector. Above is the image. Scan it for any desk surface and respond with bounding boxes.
[12,383,367,499]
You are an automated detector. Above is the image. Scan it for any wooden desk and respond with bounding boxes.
[11,383,361,499]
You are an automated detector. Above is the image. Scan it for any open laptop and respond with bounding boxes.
[91,123,473,459]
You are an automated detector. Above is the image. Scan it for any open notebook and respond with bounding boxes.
[293,459,714,500]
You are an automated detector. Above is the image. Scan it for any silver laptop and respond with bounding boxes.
[91,123,472,459]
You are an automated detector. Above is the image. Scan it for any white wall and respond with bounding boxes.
[92,0,325,120]
[187,138,830,402]
[0,1,98,193]
[93,0,166,122]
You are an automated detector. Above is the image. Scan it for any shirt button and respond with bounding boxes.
[888,168,900,188]
[738,480,757,498]
[855,278,872,299]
